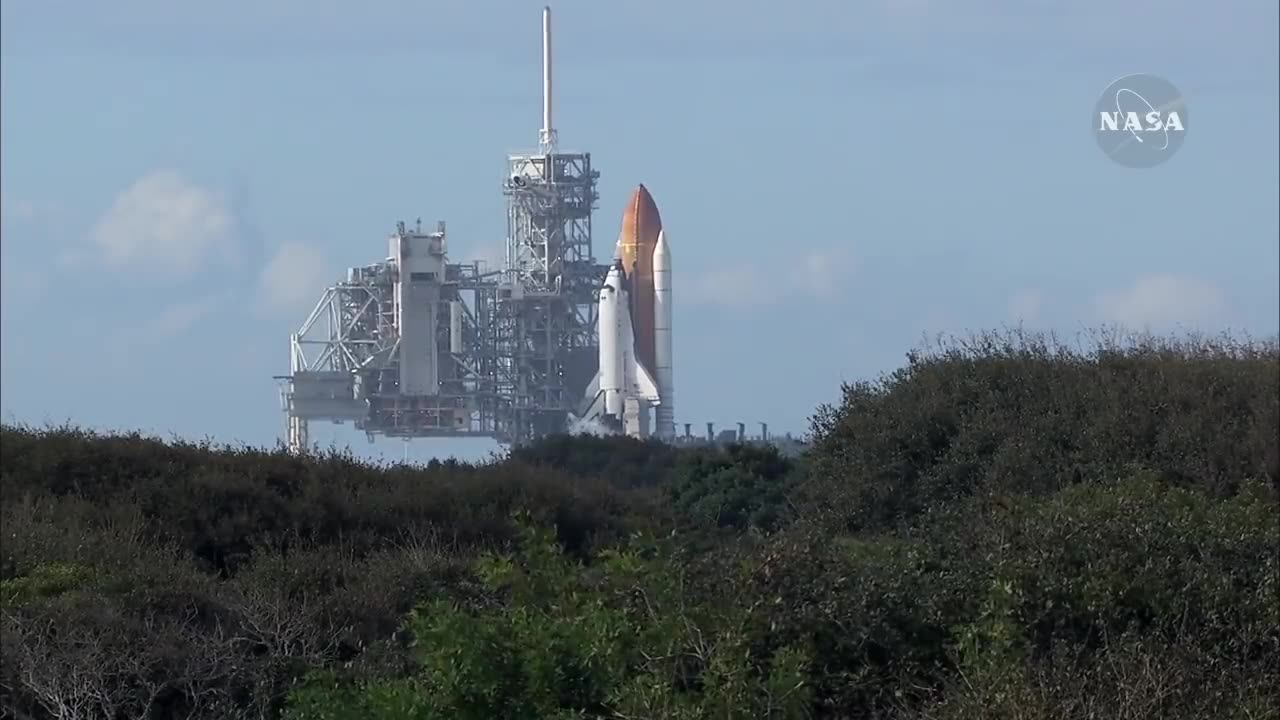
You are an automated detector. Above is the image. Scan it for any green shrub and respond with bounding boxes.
[4,327,1275,719]
[668,444,798,532]
[805,328,1278,533]
[285,518,813,720]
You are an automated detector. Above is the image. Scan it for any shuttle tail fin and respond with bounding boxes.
[577,370,604,419]
[631,358,660,403]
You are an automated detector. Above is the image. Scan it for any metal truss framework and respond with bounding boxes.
[276,152,609,451]
[272,8,649,453]
[499,150,606,443]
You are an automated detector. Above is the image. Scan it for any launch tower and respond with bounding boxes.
[498,5,605,442]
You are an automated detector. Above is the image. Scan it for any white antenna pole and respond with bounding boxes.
[539,6,557,153]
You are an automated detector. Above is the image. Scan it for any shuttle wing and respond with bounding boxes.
[616,289,661,404]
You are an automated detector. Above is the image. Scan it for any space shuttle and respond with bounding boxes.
[578,184,675,440]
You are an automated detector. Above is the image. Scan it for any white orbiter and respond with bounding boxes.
[578,185,675,439]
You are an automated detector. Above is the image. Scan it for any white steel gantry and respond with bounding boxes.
[275,6,609,453]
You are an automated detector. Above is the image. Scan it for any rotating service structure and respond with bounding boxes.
[277,220,509,451]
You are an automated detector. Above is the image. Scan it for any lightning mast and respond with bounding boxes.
[497,5,605,443]
[539,6,557,154]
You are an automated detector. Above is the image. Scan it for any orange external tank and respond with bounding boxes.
[613,184,663,378]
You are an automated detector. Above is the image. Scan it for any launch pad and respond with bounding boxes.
[276,7,611,451]
[275,6,795,455]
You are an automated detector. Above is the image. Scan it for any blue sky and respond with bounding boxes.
[2,0,1277,463]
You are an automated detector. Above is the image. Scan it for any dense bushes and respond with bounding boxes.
[0,428,662,576]
[0,427,674,719]
[805,329,1278,532]
[506,433,679,489]
[744,474,1279,715]
[667,443,799,532]
[285,520,813,720]
[2,328,1277,719]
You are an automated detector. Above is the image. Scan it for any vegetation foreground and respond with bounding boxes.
[2,329,1277,719]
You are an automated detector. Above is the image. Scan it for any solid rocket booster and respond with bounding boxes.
[653,229,674,439]
[578,184,674,439]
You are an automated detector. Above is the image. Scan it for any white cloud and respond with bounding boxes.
[55,247,92,269]
[121,292,231,343]
[87,170,237,276]
[101,292,232,372]
[687,247,856,308]
[790,248,856,300]
[453,243,505,274]
[879,0,930,19]
[0,191,37,223]
[1,191,61,300]
[1094,274,1226,330]
[257,242,333,315]
[1009,289,1043,322]
[686,264,776,308]
[0,266,48,299]
[149,295,227,336]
